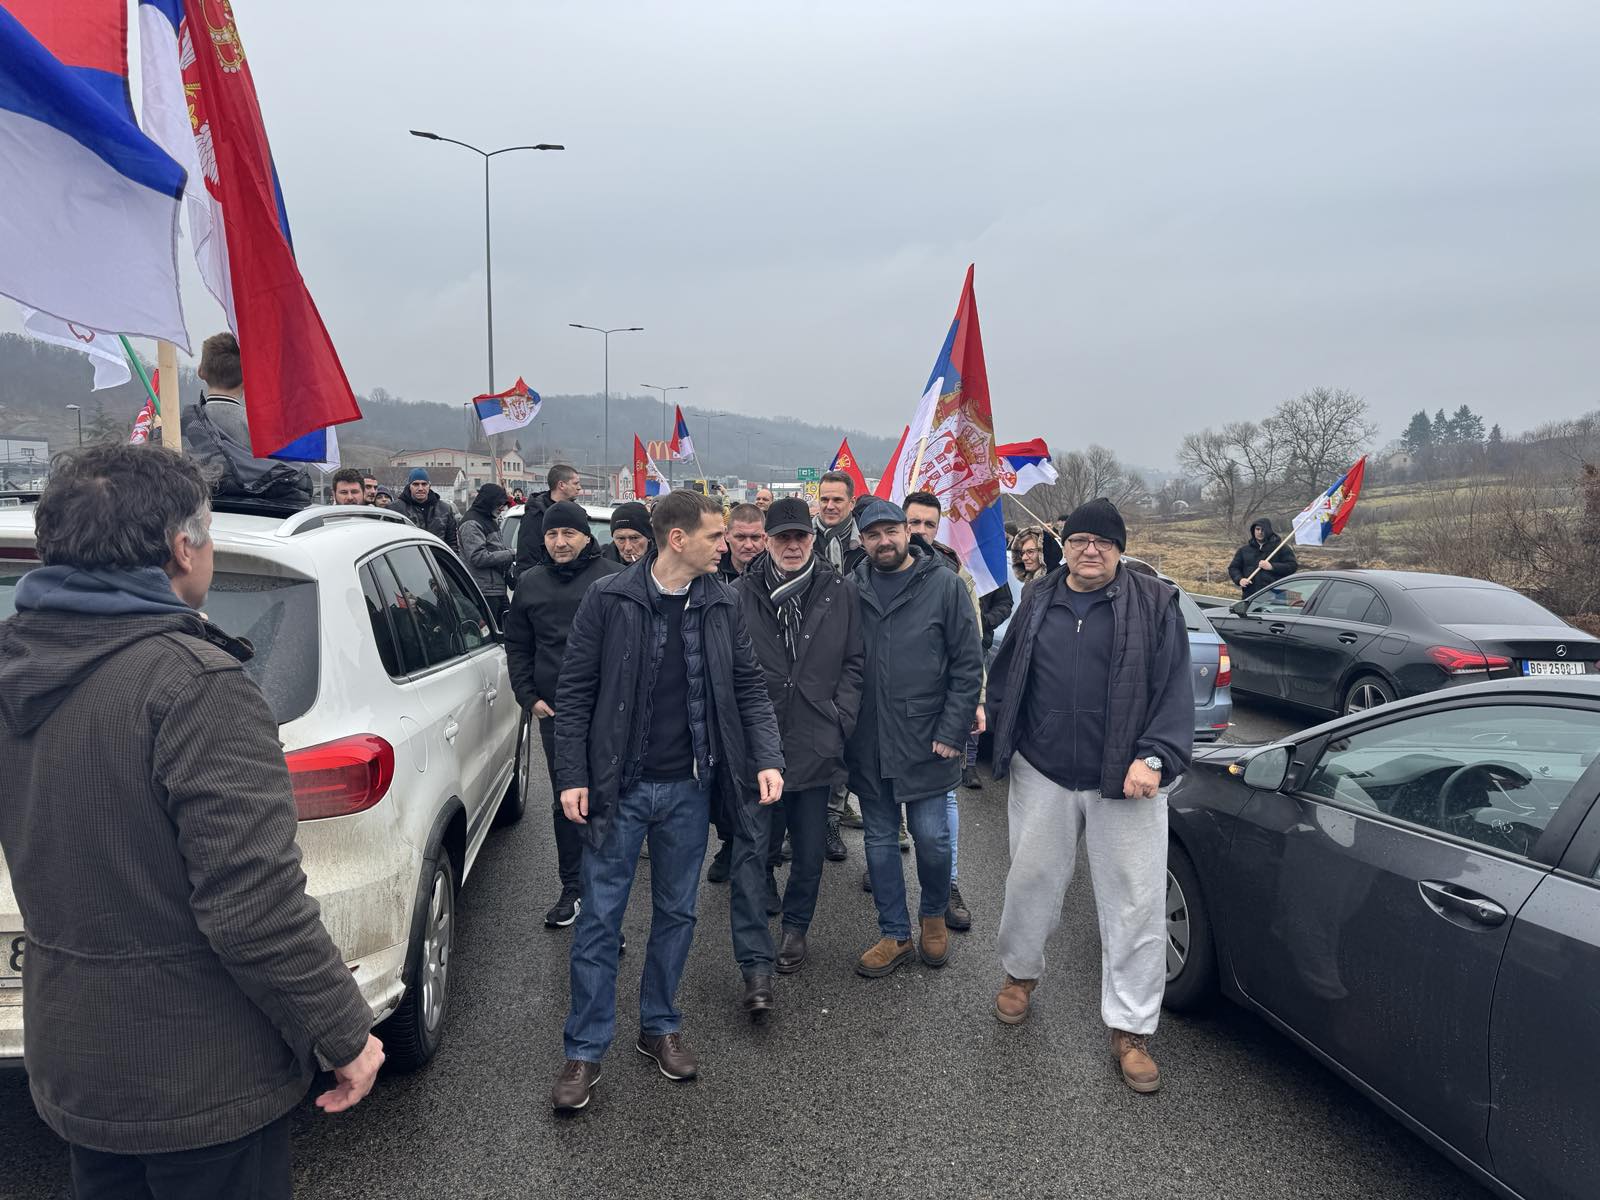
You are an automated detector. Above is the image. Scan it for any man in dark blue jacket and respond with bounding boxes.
[549,489,784,1114]
[985,497,1192,1095]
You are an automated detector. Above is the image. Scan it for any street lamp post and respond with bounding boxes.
[65,404,81,447]
[569,323,642,496]
[409,130,563,395]
[642,383,687,486]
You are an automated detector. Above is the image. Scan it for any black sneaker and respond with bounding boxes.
[962,765,982,790]
[946,882,972,932]
[544,890,581,928]
[706,839,733,884]
[824,814,848,862]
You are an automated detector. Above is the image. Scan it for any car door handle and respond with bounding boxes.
[1338,633,1359,644]
[485,687,499,704]
[1419,880,1507,928]
[443,718,460,743]
[1268,622,1287,634]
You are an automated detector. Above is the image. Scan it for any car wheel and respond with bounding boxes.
[1342,674,1394,715]
[378,853,456,1071]
[1163,843,1217,1012]
[494,712,530,827]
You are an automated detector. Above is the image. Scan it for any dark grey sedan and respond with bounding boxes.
[1164,677,1600,1200]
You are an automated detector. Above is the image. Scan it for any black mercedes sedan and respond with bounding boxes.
[1206,569,1600,716]
[1164,678,1600,1200]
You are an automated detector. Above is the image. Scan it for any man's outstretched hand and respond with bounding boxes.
[317,1034,385,1114]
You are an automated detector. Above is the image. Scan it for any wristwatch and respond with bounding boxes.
[1142,755,1163,773]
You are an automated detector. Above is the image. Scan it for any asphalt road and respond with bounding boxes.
[1,695,1489,1200]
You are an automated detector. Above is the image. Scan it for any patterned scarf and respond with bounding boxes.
[815,517,858,571]
[765,554,816,661]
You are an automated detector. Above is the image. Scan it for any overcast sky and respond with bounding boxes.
[68,1,1600,466]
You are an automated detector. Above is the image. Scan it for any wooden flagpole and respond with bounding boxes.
[157,341,181,452]
[1006,496,1064,547]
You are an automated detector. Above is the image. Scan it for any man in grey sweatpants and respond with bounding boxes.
[984,497,1193,1094]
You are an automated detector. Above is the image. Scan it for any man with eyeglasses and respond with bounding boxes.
[984,497,1192,1094]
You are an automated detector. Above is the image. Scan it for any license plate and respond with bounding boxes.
[0,932,22,988]
[1524,660,1586,676]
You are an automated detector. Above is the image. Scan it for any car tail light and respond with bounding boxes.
[1216,646,1232,688]
[285,735,395,821]
[1427,646,1512,675]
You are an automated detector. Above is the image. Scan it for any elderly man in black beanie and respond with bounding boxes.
[505,500,624,928]
[984,496,1192,1094]
[605,501,654,566]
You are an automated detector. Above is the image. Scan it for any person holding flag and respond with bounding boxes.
[1226,518,1299,600]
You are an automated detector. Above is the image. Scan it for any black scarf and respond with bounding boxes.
[543,538,601,582]
[764,553,816,661]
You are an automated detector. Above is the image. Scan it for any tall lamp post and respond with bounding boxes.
[642,383,687,485]
[409,130,563,395]
[569,323,642,495]
[65,404,82,447]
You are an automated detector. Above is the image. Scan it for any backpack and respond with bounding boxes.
[182,399,313,507]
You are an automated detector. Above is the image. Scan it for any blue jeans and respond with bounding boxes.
[862,782,951,941]
[946,789,960,884]
[564,778,710,1062]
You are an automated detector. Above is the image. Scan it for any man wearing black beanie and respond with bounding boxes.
[605,501,654,566]
[984,496,1192,1095]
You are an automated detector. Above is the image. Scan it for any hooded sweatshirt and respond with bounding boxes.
[1227,517,1299,595]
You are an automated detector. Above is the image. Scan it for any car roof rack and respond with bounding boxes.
[274,505,413,537]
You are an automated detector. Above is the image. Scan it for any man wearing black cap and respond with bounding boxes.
[732,498,864,982]
[846,499,982,979]
[985,497,1192,1095]
[504,501,623,928]
[605,501,654,566]
[458,483,515,617]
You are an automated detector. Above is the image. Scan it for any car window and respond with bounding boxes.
[1411,587,1566,627]
[1176,589,1212,633]
[359,562,402,677]
[1314,581,1386,624]
[501,513,520,549]
[1302,704,1600,861]
[381,545,462,671]
[428,548,493,649]
[1246,578,1327,617]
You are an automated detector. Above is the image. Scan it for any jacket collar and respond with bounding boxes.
[852,541,940,613]
[614,549,732,610]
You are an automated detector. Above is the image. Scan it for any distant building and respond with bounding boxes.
[0,435,49,490]
[388,448,532,497]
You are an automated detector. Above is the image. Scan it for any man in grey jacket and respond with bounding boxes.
[846,499,983,979]
[0,445,382,1197]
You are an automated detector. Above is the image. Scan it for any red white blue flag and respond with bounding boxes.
[473,377,542,436]
[1293,456,1367,545]
[830,438,868,498]
[669,405,695,461]
[995,439,1058,495]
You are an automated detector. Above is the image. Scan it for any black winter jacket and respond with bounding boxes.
[733,554,864,791]
[987,563,1194,797]
[1227,517,1298,597]
[504,542,622,711]
[845,544,984,804]
[513,490,555,570]
[394,490,459,549]
[553,553,784,846]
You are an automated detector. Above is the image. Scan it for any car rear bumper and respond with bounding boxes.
[1194,689,1233,742]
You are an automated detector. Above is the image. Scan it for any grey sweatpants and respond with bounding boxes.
[996,753,1168,1036]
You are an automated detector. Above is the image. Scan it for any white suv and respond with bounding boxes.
[0,500,526,1070]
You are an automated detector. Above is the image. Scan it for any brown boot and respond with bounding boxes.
[1111,1029,1161,1094]
[994,975,1038,1025]
[918,915,949,967]
[856,937,915,978]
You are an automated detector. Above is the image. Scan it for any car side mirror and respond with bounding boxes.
[1231,599,1251,617]
[1241,745,1291,791]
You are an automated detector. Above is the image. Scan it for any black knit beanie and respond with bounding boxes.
[542,500,589,536]
[609,501,653,540]
[1061,496,1126,550]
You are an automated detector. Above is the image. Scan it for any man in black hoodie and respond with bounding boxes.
[1227,517,1299,599]
[504,501,623,928]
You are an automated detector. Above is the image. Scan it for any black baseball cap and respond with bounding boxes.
[765,496,813,535]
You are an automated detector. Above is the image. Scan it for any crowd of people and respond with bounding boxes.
[0,437,1198,1192]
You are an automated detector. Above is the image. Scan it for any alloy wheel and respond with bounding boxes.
[420,867,454,1034]
[1165,868,1190,982]
[1346,682,1389,714]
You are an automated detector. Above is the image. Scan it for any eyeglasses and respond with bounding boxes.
[1065,536,1117,553]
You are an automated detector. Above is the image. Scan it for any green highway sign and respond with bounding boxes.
[796,467,820,481]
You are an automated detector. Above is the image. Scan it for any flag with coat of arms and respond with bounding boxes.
[1293,456,1368,545]
[830,438,868,498]
[473,378,542,435]
[669,406,695,462]
[995,439,1058,494]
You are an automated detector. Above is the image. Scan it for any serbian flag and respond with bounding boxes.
[0,4,190,348]
[886,265,1008,594]
[873,426,908,499]
[1293,456,1368,545]
[171,0,359,459]
[669,406,695,461]
[633,436,669,499]
[473,377,542,435]
[996,439,1058,494]
[830,438,868,498]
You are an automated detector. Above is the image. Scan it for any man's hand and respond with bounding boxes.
[932,741,961,760]
[972,706,987,735]
[532,699,555,719]
[757,769,784,806]
[316,1034,384,1114]
[560,787,589,823]
[1123,759,1161,800]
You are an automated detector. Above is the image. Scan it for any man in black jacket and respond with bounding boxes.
[394,468,460,548]
[0,445,383,1195]
[986,497,1192,1095]
[514,463,584,571]
[504,500,623,929]
[1227,517,1299,599]
[733,498,864,981]
[604,501,654,566]
[550,490,784,1113]
[847,499,983,980]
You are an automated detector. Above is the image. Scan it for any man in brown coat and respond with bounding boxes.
[0,444,383,1198]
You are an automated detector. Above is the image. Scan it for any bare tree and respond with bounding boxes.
[1017,444,1146,524]
[1267,387,1379,497]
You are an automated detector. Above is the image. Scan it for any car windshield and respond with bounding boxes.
[501,512,613,550]
[0,565,319,724]
[1412,587,1566,627]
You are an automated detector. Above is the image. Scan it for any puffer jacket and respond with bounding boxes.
[553,552,784,846]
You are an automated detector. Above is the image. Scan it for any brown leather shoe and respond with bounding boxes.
[550,1059,602,1112]
[1111,1029,1161,1094]
[856,937,915,977]
[918,915,949,967]
[636,1032,698,1081]
[994,975,1038,1025]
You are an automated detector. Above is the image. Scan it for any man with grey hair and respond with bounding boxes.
[0,444,383,1194]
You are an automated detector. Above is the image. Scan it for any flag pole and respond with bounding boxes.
[1006,496,1064,547]
[157,341,181,452]
[1241,505,1320,587]
[119,336,160,411]
[906,432,932,492]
